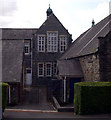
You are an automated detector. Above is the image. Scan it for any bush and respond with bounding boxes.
[0,82,8,112]
[74,82,111,115]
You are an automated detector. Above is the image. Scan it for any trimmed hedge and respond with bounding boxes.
[74,82,111,115]
[0,82,8,112]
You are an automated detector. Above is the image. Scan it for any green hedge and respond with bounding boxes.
[74,82,111,115]
[0,82,8,112]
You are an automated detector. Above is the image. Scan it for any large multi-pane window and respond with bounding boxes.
[60,36,67,52]
[38,62,57,77]
[46,63,52,77]
[38,35,45,52]
[38,63,44,77]
[47,32,58,52]
[24,42,30,55]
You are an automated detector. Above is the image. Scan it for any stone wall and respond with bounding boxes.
[79,54,100,82]
[99,32,111,81]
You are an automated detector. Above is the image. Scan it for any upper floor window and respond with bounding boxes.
[60,36,67,52]
[24,42,30,55]
[46,63,52,77]
[38,35,45,52]
[47,32,58,52]
[38,63,44,77]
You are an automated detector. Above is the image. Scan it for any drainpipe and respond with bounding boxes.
[23,67,24,89]
[64,76,66,103]
[31,38,32,85]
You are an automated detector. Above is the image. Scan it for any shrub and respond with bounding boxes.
[74,82,111,115]
[0,82,8,112]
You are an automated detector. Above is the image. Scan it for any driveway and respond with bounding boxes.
[6,86,55,111]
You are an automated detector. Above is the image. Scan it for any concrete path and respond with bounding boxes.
[3,109,111,119]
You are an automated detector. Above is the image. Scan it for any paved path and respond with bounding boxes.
[3,109,111,119]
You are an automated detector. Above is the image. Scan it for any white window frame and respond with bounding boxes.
[24,42,30,55]
[59,35,67,53]
[38,35,45,52]
[38,63,44,77]
[47,31,58,52]
[46,63,52,77]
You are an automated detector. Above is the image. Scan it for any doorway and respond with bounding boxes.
[69,78,81,103]
[26,68,32,86]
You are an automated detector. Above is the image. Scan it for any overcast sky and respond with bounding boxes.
[0,0,110,40]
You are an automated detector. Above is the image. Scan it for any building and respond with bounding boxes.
[2,28,37,104]
[31,6,72,101]
[57,14,111,103]
[1,6,73,105]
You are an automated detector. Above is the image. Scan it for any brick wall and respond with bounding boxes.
[79,54,100,82]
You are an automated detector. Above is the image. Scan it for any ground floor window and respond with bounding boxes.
[38,63,44,77]
[46,63,52,77]
[38,62,57,77]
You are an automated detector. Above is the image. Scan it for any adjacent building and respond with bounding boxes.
[57,14,111,103]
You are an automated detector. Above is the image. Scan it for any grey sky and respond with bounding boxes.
[0,0,110,40]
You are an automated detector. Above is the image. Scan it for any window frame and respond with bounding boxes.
[47,31,58,52]
[45,63,52,77]
[38,35,45,52]
[38,63,44,77]
[59,35,67,53]
[24,42,30,55]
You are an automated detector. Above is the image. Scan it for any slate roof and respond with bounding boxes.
[2,28,37,40]
[37,13,70,35]
[57,59,83,77]
[60,14,111,60]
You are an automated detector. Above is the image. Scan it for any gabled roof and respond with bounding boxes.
[2,28,37,40]
[37,13,70,35]
[60,14,111,60]
[57,59,83,77]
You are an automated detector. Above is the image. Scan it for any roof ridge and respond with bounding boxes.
[38,13,70,34]
[78,19,111,56]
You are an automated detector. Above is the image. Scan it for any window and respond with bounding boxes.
[38,35,45,52]
[24,42,30,54]
[38,63,44,77]
[53,63,57,76]
[47,32,58,52]
[60,36,67,52]
[26,69,31,73]
[46,63,52,77]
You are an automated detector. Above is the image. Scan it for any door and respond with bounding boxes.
[26,69,32,86]
[69,78,81,103]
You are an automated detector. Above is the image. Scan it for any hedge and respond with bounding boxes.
[74,82,111,115]
[0,82,8,112]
